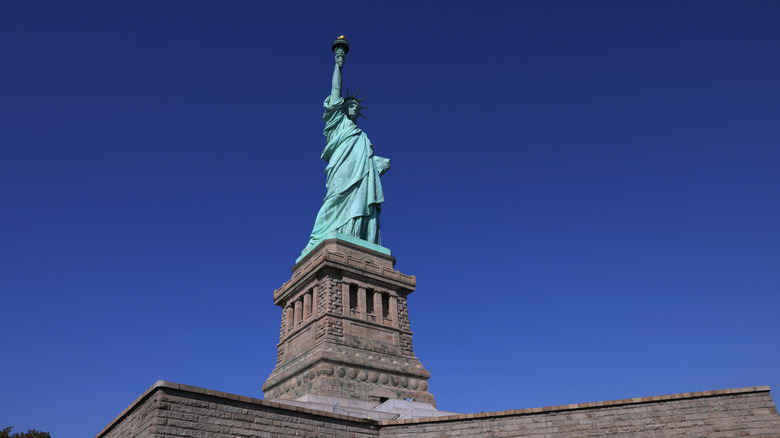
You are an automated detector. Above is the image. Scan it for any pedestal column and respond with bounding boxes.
[357,286,367,318]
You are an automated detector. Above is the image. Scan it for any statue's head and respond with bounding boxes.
[344,85,368,121]
[345,98,361,121]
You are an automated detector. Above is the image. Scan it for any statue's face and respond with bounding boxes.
[346,101,360,119]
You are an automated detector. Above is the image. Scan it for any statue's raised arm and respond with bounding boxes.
[331,37,346,102]
[299,36,390,260]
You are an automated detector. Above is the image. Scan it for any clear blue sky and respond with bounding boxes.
[2,2,779,437]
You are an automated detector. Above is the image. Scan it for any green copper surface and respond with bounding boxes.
[301,38,390,257]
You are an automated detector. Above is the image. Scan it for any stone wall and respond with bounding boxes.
[97,389,159,438]
[98,382,780,438]
[97,381,379,438]
[379,386,780,437]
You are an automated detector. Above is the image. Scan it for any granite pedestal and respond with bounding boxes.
[262,238,436,407]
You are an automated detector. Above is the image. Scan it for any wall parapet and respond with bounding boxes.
[97,381,780,438]
[96,380,375,438]
[378,386,773,426]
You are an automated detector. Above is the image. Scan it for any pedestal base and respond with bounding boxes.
[263,238,436,406]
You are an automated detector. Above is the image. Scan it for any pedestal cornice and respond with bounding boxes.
[275,238,416,305]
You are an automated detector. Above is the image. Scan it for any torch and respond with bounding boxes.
[332,35,350,55]
[332,35,349,68]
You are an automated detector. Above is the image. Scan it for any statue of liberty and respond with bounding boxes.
[301,37,390,257]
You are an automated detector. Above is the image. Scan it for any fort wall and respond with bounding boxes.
[97,381,780,437]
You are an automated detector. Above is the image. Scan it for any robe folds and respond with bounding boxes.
[302,96,389,255]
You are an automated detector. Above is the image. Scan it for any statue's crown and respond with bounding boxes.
[344,85,369,116]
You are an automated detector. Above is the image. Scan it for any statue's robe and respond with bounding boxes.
[302,96,388,254]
